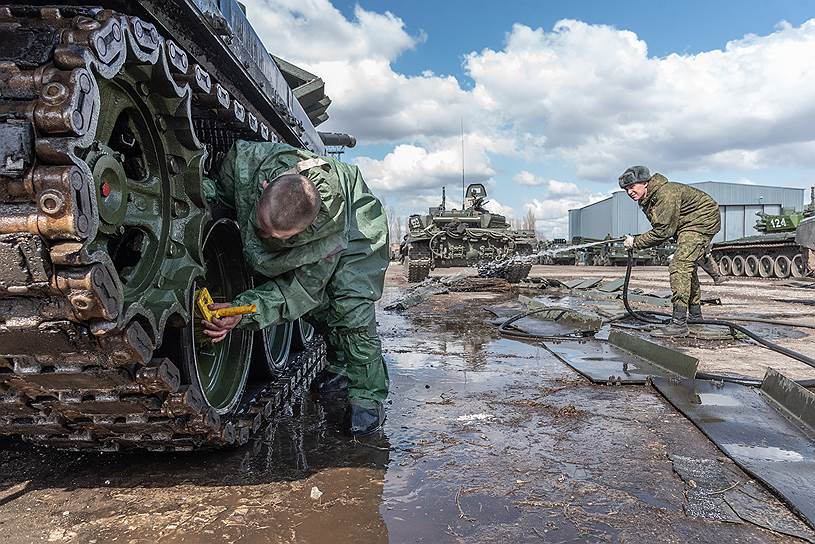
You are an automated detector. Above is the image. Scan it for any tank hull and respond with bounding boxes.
[0,2,332,450]
[712,232,805,279]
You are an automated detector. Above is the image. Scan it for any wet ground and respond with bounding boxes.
[1,264,813,542]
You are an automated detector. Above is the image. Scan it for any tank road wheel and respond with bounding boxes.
[731,255,745,276]
[181,220,252,415]
[254,322,294,377]
[773,255,792,279]
[718,255,732,276]
[792,254,806,278]
[758,255,775,278]
[744,254,759,277]
[291,318,316,351]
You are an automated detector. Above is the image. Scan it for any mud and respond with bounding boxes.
[0,264,812,542]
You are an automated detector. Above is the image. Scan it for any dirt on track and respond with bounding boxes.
[0,263,811,543]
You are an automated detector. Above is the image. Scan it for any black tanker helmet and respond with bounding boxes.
[618,165,651,189]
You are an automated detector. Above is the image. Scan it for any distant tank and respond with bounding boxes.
[591,239,653,267]
[712,188,814,279]
[538,238,578,265]
[400,184,537,283]
[590,238,674,267]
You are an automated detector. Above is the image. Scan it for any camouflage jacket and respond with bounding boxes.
[633,174,720,249]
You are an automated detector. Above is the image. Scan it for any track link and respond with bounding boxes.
[404,244,431,283]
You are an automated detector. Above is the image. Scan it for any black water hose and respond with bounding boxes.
[497,306,597,341]
[622,249,815,372]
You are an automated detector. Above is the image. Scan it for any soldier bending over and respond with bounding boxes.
[202,140,390,436]
[619,166,726,337]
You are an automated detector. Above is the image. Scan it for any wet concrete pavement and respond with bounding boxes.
[0,265,811,542]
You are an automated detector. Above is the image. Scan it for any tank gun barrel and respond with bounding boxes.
[319,131,356,148]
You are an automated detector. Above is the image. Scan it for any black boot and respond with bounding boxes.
[315,371,349,399]
[346,400,386,437]
[699,253,729,285]
[651,305,689,338]
[688,304,703,321]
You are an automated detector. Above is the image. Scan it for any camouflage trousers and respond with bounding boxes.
[669,231,714,309]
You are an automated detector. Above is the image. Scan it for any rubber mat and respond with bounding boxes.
[652,374,815,529]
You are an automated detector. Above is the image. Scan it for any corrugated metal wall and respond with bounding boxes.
[568,182,805,242]
[572,198,613,240]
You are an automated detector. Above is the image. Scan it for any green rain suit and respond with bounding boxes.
[204,140,390,406]
[632,174,721,308]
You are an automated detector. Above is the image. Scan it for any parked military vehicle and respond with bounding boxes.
[0,1,351,451]
[796,216,815,276]
[538,238,579,265]
[712,188,814,279]
[590,239,674,267]
[591,240,652,267]
[401,185,537,283]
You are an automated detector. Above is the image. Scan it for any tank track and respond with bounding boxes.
[476,259,532,283]
[0,341,325,451]
[713,237,804,278]
[404,243,431,283]
[503,261,532,283]
[0,6,326,450]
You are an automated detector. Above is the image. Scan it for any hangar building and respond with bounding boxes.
[568,182,805,243]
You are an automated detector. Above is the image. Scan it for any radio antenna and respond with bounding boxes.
[460,117,465,209]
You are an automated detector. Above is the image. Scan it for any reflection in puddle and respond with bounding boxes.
[695,393,743,407]
[724,444,805,462]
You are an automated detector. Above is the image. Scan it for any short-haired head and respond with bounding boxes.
[255,173,321,240]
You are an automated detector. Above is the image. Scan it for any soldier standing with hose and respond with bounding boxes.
[619,166,726,337]
[201,140,390,437]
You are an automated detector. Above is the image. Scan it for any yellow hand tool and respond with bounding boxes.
[195,287,256,321]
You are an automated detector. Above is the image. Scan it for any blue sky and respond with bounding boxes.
[334,0,815,77]
[244,0,815,237]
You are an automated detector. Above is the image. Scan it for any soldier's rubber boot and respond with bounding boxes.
[315,371,350,399]
[346,400,386,437]
[699,253,729,285]
[688,304,703,321]
[651,305,689,338]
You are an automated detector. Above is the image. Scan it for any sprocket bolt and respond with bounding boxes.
[41,82,67,105]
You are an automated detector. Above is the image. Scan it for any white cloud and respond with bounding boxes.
[485,199,514,218]
[353,134,495,192]
[243,0,478,142]
[524,192,610,238]
[242,2,815,222]
[465,19,815,178]
[514,171,545,186]
[242,0,418,63]
[514,171,581,195]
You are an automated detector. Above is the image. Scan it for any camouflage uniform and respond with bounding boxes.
[632,174,720,308]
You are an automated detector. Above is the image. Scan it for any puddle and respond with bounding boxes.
[724,444,806,463]
[695,393,743,407]
[0,279,807,543]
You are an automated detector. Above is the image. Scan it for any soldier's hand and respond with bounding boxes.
[200,303,242,343]
[624,235,635,250]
